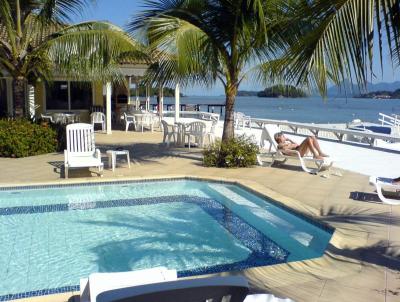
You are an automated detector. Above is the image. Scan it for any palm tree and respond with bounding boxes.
[267,0,400,95]
[130,0,282,141]
[0,0,145,117]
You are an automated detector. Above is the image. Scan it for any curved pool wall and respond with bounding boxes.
[0,179,333,301]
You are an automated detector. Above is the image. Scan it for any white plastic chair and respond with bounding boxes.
[257,124,332,174]
[208,121,217,145]
[123,112,136,132]
[184,121,207,149]
[135,113,154,132]
[234,112,251,130]
[90,112,106,132]
[41,113,54,123]
[64,123,103,179]
[161,120,177,147]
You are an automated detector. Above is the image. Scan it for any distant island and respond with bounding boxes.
[237,85,307,98]
[354,89,400,99]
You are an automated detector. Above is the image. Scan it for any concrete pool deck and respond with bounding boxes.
[0,130,399,302]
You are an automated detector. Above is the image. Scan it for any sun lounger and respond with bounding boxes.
[95,276,249,302]
[369,176,400,205]
[80,267,177,302]
[257,124,332,174]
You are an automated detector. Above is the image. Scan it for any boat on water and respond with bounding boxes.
[346,115,400,150]
[347,119,393,135]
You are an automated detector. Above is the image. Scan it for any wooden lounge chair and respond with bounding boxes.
[64,123,103,179]
[369,176,400,205]
[257,124,333,174]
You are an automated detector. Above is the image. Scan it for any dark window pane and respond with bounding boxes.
[70,82,92,110]
[0,79,7,117]
[46,81,69,110]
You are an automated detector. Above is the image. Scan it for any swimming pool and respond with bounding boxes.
[0,179,333,301]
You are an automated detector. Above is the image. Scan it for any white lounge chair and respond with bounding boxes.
[257,124,332,174]
[161,120,177,147]
[369,176,400,205]
[80,267,177,302]
[86,274,294,302]
[64,123,103,179]
[91,112,106,132]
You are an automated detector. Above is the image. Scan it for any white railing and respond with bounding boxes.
[162,111,220,122]
[379,112,400,128]
[250,118,400,147]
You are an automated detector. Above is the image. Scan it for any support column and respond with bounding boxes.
[127,76,131,104]
[106,82,112,134]
[135,80,139,109]
[159,85,164,117]
[145,84,150,111]
[175,83,180,123]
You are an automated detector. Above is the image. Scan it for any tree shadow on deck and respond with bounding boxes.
[317,205,400,273]
[97,142,204,164]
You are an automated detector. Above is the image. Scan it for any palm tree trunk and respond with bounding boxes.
[13,77,26,117]
[222,84,237,142]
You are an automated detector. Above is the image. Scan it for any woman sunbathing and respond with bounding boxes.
[274,132,329,160]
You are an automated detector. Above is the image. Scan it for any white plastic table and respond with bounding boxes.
[106,150,130,172]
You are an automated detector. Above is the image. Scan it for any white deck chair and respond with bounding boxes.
[257,124,332,174]
[64,123,103,179]
[80,267,177,302]
[90,112,106,132]
[369,176,400,205]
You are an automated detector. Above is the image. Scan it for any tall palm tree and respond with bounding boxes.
[0,0,145,117]
[267,0,400,95]
[130,0,283,141]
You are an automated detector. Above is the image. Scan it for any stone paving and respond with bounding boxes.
[0,130,399,302]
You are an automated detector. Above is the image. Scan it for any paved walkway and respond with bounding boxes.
[0,130,399,302]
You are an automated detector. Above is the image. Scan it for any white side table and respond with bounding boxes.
[106,150,131,172]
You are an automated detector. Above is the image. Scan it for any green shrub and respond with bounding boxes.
[0,119,58,158]
[203,136,259,168]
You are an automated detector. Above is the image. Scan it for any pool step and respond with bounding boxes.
[206,184,322,260]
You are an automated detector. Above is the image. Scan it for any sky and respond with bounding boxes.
[74,0,400,96]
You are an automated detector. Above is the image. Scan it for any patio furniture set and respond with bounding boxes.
[41,112,81,124]
[161,117,217,148]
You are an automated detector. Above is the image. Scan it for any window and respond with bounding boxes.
[70,82,92,110]
[46,81,92,111]
[46,81,69,110]
[0,79,7,117]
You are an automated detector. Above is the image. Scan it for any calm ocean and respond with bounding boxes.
[161,96,400,124]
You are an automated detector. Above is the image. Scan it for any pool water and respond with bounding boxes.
[0,180,333,300]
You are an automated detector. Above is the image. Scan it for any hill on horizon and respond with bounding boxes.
[326,80,400,97]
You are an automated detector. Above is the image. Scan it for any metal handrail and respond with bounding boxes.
[250,117,400,146]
